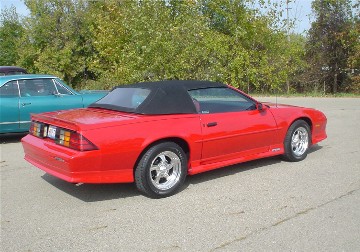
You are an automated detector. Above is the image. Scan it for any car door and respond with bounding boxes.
[188,87,278,164]
[0,80,21,133]
[18,78,84,130]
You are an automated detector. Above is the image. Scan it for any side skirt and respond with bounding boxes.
[188,145,284,175]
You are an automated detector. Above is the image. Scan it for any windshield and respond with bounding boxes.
[90,87,151,112]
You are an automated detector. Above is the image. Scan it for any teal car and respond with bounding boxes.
[0,74,107,134]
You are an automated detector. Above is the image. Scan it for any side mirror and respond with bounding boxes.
[257,103,266,111]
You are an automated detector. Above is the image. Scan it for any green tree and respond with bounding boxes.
[306,0,356,93]
[17,0,94,86]
[347,1,360,93]
[0,6,24,65]
[9,0,305,93]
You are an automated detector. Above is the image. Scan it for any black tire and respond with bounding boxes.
[135,142,187,198]
[282,120,311,162]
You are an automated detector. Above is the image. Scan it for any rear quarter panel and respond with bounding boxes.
[79,114,203,178]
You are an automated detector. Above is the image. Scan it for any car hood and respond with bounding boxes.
[78,90,108,94]
[261,102,326,126]
[262,102,301,109]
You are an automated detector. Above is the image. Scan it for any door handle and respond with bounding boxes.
[21,102,32,107]
[207,122,217,127]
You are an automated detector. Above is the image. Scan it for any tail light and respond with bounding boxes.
[29,121,48,138]
[56,129,97,151]
[29,121,97,151]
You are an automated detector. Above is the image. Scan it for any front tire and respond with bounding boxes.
[282,120,311,162]
[135,142,187,198]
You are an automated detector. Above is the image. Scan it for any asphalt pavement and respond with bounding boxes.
[1,97,359,251]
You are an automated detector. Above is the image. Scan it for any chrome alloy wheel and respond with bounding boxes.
[149,151,182,190]
[291,126,309,156]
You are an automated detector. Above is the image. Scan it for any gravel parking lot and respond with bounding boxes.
[1,97,360,251]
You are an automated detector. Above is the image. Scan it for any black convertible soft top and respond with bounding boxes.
[90,80,227,115]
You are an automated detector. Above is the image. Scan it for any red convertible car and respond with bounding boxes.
[22,80,327,198]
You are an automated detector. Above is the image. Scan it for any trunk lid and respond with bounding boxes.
[31,108,141,131]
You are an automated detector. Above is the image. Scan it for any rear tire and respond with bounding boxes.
[282,120,311,162]
[135,142,187,198]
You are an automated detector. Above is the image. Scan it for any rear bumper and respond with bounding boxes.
[22,134,134,183]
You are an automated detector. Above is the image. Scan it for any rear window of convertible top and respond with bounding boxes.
[91,88,151,111]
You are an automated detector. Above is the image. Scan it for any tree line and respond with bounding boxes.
[1,0,359,94]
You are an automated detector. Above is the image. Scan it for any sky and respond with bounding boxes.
[0,0,314,34]
[0,0,29,15]
[284,0,314,34]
